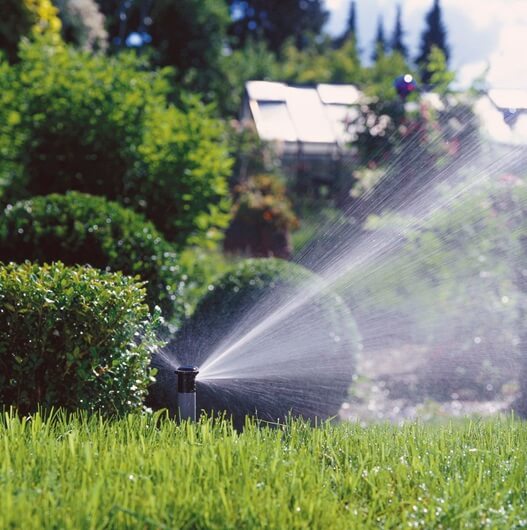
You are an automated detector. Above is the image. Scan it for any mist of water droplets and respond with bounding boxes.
[154,106,527,421]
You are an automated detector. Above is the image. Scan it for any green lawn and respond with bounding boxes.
[1,411,526,529]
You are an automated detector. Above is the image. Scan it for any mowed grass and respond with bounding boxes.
[1,412,527,529]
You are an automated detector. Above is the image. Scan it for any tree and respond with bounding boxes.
[218,39,280,116]
[149,0,230,97]
[425,44,455,93]
[149,0,228,78]
[228,0,328,53]
[279,35,362,85]
[416,0,449,84]
[364,49,412,100]
[371,16,386,62]
[279,36,334,84]
[334,0,357,48]
[391,4,407,58]
[93,0,230,98]
[0,39,232,249]
[0,0,61,61]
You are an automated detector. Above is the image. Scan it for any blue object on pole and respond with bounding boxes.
[125,32,144,48]
[394,74,417,99]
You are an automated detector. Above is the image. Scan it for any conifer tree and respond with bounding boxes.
[334,0,357,48]
[391,4,407,58]
[371,16,386,62]
[416,0,449,84]
[346,0,357,41]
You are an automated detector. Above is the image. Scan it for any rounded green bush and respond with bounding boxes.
[0,192,185,320]
[150,258,360,424]
[0,262,161,415]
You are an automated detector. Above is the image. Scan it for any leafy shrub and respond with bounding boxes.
[0,39,232,248]
[55,0,108,51]
[0,262,161,415]
[150,258,360,425]
[0,0,61,61]
[0,192,185,320]
[177,246,231,317]
[224,174,299,259]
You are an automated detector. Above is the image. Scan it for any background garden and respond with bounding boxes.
[1,0,525,419]
[2,0,527,527]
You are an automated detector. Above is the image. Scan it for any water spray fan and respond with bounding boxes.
[175,366,199,422]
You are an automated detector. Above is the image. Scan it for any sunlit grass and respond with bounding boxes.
[1,411,526,528]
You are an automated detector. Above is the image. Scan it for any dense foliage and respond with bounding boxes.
[279,36,363,85]
[224,174,299,258]
[0,262,161,415]
[93,0,229,96]
[149,0,230,97]
[151,258,360,424]
[0,0,61,61]
[416,0,450,84]
[228,0,328,52]
[0,39,232,248]
[0,192,185,320]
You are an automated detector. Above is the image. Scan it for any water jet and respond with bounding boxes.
[175,366,199,422]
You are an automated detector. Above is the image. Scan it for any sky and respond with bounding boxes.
[324,0,527,89]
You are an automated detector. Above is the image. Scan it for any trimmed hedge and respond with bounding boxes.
[0,262,161,415]
[0,192,185,320]
[150,258,360,425]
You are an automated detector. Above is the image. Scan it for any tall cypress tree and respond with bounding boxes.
[416,0,449,84]
[371,16,386,62]
[346,0,357,41]
[391,4,407,58]
[334,0,357,48]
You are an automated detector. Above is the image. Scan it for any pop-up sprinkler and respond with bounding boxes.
[175,366,199,422]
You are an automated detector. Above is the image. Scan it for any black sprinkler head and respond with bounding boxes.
[175,366,199,422]
[175,365,199,394]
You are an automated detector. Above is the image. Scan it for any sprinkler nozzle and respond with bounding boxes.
[175,366,199,421]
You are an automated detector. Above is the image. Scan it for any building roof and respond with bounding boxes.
[488,88,527,111]
[244,81,362,152]
[474,88,527,145]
